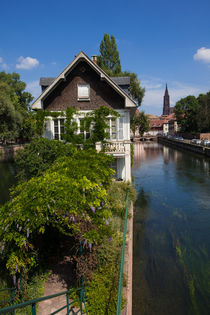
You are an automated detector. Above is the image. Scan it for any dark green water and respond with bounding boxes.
[0,162,16,205]
[132,143,210,315]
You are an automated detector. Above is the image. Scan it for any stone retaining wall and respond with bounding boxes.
[158,137,210,157]
[0,144,25,161]
[122,202,133,315]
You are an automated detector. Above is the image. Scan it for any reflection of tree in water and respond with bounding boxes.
[133,188,150,252]
[133,143,163,168]
[170,148,210,199]
[0,162,16,205]
[133,188,189,315]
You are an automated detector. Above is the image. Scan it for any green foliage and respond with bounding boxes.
[62,107,81,143]
[15,138,76,181]
[197,91,210,132]
[0,72,33,112]
[97,34,145,106]
[98,34,121,75]
[122,71,145,106]
[14,272,49,315]
[86,106,119,145]
[83,182,135,314]
[107,181,136,218]
[85,264,122,315]
[0,150,114,274]
[0,72,33,143]
[131,111,150,136]
[0,82,23,142]
[175,96,200,132]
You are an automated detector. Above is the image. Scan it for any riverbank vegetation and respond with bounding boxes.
[0,113,136,314]
[175,91,210,133]
[0,72,34,144]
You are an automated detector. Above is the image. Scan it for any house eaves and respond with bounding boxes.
[31,51,136,110]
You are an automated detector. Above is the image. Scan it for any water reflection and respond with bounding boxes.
[133,143,210,315]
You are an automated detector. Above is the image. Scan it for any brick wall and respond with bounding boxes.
[43,61,125,111]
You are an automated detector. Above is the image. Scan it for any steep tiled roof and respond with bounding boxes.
[111,77,130,85]
[40,78,55,86]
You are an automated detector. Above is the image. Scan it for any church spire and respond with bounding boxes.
[165,84,168,96]
[163,84,170,115]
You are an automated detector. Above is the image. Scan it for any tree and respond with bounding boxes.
[0,72,33,112]
[97,34,145,106]
[122,71,145,107]
[0,82,23,142]
[197,92,210,132]
[97,34,121,75]
[131,110,150,136]
[175,96,200,132]
[0,72,34,142]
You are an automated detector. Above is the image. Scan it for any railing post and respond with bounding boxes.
[19,272,22,302]
[31,303,36,315]
[11,288,15,315]
[66,293,69,315]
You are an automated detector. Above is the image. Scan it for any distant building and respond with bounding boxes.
[133,85,179,138]
[162,84,174,115]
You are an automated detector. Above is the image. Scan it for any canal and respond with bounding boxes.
[132,142,210,315]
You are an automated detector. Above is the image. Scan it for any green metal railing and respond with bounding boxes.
[0,287,88,314]
[0,288,16,308]
[116,189,129,315]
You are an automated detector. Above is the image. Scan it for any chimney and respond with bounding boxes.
[91,55,98,64]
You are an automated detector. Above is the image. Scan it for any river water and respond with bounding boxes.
[132,142,210,315]
[0,162,16,205]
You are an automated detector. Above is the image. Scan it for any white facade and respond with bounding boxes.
[43,109,132,182]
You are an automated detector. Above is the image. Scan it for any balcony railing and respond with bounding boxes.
[103,142,125,153]
[96,141,131,154]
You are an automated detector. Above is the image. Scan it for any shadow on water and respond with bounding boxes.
[0,162,16,205]
[132,143,210,315]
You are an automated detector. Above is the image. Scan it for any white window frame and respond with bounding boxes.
[107,116,124,141]
[53,118,65,140]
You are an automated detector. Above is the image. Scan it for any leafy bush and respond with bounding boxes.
[0,150,114,275]
[15,138,76,181]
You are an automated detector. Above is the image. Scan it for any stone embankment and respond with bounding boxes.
[0,144,25,161]
[122,202,133,315]
[158,137,210,157]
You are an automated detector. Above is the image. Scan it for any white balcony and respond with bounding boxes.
[96,141,130,156]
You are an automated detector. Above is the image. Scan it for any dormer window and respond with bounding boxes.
[78,84,90,101]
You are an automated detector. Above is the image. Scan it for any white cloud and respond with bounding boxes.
[0,57,8,69]
[26,80,40,98]
[16,56,39,70]
[193,47,210,63]
[51,61,56,65]
[0,63,9,70]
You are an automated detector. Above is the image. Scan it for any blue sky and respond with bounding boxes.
[0,0,210,115]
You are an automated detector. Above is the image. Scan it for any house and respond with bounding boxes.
[31,51,137,181]
[148,119,168,136]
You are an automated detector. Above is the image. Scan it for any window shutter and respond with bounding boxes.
[78,85,89,98]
